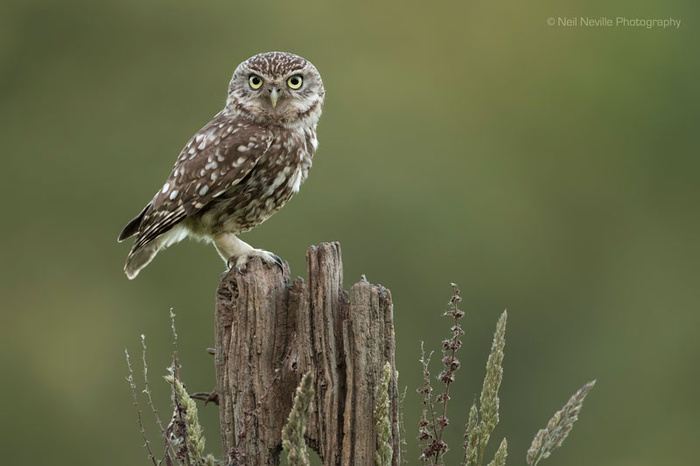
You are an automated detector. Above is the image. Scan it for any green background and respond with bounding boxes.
[2,1,698,464]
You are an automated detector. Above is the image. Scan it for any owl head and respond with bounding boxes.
[226,52,324,127]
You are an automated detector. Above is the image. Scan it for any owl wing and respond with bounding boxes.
[122,112,274,250]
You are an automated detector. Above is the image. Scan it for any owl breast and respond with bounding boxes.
[187,125,316,236]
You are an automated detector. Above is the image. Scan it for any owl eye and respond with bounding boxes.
[287,75,303,89]
[249,75,263,89]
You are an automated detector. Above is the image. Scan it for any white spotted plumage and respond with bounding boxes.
[118,52,324,279]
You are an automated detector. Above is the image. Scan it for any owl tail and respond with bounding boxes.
[118,203,150,242]
[124,243,160,280]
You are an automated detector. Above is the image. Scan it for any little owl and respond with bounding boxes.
[118,52,325,279]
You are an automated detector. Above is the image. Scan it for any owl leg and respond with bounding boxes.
[212,233,283,273]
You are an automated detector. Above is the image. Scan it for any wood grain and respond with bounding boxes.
[215,242,399,465]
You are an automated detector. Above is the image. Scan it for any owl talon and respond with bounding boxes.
[226,256,236,270]
[224,256,247,275]
[229,249,283,274]
[270,253,284,270]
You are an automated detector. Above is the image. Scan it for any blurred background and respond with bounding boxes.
[1,0,698,464]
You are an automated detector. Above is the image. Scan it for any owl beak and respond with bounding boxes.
[269,88,280,108]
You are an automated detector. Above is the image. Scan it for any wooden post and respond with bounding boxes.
[215,242,400,465]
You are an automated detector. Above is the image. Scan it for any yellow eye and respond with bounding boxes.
[287,75,303,89]
[249,75,263,89]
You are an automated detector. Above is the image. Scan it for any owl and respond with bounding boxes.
[118,52,325,279]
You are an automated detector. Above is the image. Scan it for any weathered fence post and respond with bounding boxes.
[215,242,400,465]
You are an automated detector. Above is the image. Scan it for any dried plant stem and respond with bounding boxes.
[169,309,180,380]
[399,386,409,466]
[436,284,465,443]
[125,349,158,466]
[141,335,166,435]
[127,312,220,466]
[417,343,437,462]
[418,284,467,465]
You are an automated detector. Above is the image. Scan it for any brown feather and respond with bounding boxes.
[130,112,273,251]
